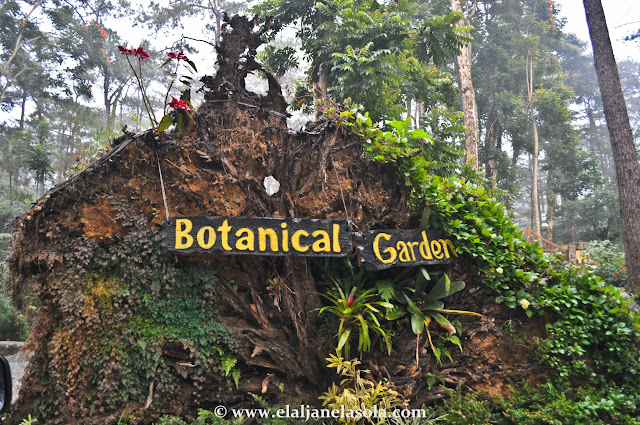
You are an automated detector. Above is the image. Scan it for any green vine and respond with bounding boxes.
[324,104,640,392]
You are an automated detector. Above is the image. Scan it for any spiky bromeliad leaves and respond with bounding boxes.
[316,267,394,359]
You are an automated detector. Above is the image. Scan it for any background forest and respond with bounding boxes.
[0,0,638,252]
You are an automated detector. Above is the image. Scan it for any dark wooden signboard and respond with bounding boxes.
[162,216,352,257]
[355,228,460,270]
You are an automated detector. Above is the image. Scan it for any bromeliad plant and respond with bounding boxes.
[316,265,394,359]
[378,268,482,365]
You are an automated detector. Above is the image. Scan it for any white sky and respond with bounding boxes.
[557,0,640,61]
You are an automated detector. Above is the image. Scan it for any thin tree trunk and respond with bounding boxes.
[546,167,555,241]
[584,0,640,292]
[527,52,541,236]
[9,172,13,206]
[485,106,499,187]
[20,90,27,130]
[451,0,479,169]
[104,69,112,130]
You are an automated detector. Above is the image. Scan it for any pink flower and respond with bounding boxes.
[168,51,190,61]
[168,97,192,111]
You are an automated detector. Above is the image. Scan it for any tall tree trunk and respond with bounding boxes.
[546,167,555,241]
[527,52,542,236]
[485,105,499,187]
[584,0,640,292]
[103,70,112,130]
[451,0,479,169]
[19,90,27,131]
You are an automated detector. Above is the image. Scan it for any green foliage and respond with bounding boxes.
[434,381,640,425]
[379,268,480,361]
[555,180,621,243]
[257,45,299,76]
[539,264,640,386]
[18,415,38,425]
[155,409,243,425]
[316,262,393,358]
[584,240,627,286]
[30,221,238,419]
[319,353,404,425]
[327,94,640,397]
[0,290,29,341]
[253,0,465,122]
[333,104,546,311]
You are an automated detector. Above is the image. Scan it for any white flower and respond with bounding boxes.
[520,299,531,310]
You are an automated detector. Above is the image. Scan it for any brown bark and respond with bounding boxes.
[584,0,640,292]
[451,0,479,169]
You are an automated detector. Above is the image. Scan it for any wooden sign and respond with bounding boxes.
[355,228,460,270]
[162,216,352,257]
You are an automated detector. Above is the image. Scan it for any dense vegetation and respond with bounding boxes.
[1,0,640,424]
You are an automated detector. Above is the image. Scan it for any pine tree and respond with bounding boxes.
[583,0,640,291]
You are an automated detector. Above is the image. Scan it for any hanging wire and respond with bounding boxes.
[330,153,352,230]
[155,149,171,224]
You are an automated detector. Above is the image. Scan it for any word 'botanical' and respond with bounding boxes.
[162,216,352,257]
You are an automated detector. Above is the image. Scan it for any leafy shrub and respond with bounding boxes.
[434,382,640,425]
[327,104,640,396]
[0,291,29,341]
[538,264,640,386]
[584,240,627,287]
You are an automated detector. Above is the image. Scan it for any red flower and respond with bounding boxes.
[98,29,109,38]
[118,45,150,60]
[168,51,190,61]
[347,295,355,308]
[133,47,150,60]
[548,8,553,12]
[614,272,619,278]
[168,97,192,111]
